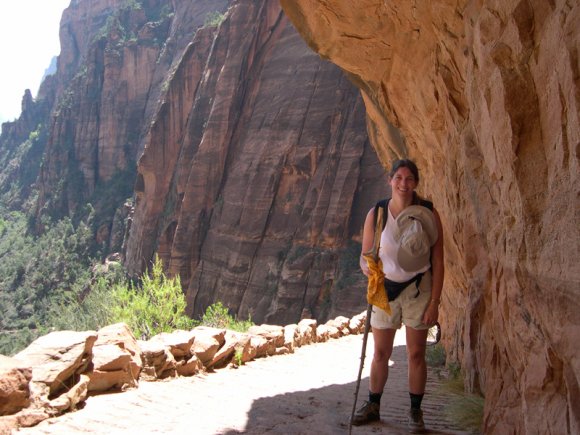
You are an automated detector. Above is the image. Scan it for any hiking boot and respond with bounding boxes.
[408,408,425,433]
[351,401,380,426]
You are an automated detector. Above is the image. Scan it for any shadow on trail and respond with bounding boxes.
[222,344,467,435]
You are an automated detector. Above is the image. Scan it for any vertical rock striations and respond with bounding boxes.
[32,0,230,247]
[1,1,383,327]
[280,0,580,433]
[125,0,387,324]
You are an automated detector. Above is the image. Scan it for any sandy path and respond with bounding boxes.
[17,332,468,434]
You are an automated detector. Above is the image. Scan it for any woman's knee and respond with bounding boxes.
[406,345,426,365]
[373,340,394,362]
[373,348,392,364]
[372,329,395,362]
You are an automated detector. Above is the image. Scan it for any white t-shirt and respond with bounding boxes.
[378,205,430,282]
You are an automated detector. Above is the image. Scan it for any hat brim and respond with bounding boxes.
[394,205,438,272]
[394,206,438,245]
[397,248,430,272]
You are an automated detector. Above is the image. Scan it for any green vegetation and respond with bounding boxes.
[0,209,98,355]
[45,264,126,333]
[108,256,193,339]
[440,367,484,434]
[0,124,46,208]
[0,196,254,355]
[425,342,446,367]
[200,301,253,332]
[204,11,226,27]
[426,344,484,434]
[233,349,244,367]
[40,255,193,341]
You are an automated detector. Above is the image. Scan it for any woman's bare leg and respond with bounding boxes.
[369,327,397,393]
[405,326,428,393]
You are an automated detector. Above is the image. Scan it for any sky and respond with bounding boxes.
[0,0,70,124]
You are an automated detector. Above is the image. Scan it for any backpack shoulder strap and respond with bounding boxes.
[418,198,433,211]
[374,197,433,229]
[412,191,434,211]
[374,198,390,230]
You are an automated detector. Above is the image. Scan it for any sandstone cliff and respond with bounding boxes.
[33,0,230,246]
[280,1,580,433]
[0,1,385,328]
[124,0,387,324]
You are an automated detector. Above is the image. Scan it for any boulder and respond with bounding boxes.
[14,331,97,397]
[191,327,226,366]
[88,345,137,392]
[316,324,341,342]
[326,316,350,336]
[176,355,204,377]
[249,335,272,359]
[348,311,367,334]
[149,330,197,359]
[48,374,89,412]
[297,319,317,345]
[283,324,299,352]
[0,355,32,416]
[138,340,176,380]
[247,325,285,348]
[95,323,142,378]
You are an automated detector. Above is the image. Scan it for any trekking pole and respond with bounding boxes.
[349,303,373,435]
[349,206,383,434]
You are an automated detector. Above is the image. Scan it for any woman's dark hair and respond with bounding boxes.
[388,159,419,183]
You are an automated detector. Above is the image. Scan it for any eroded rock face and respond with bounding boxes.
[0,356,32,416]
[280,1,580,432]
[33,0,230,247]
[124,0,388,323]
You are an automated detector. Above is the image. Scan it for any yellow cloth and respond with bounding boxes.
[363,253,391,315]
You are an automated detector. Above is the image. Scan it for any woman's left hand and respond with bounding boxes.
[422,302,439,326]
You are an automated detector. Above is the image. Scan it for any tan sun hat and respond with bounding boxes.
[393,205,438,272]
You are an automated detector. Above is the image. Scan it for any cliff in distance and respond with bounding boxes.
[280,0,579,433]
[124,0,387,324]
[0,1,386,326]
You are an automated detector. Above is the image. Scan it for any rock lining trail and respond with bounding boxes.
[17,333,470,434]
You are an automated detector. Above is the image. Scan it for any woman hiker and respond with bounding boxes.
[353,158,444,433]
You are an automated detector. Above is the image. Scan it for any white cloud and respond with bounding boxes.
[0,0,70,123]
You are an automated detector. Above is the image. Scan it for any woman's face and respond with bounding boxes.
[389,166,417,198]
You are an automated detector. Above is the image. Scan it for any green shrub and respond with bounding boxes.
[109,256,193,339]
[201,301,253,332]
[204,11,225,27]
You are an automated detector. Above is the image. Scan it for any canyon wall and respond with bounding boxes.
[280,0,579,433]
[124,0,388,324]
[1,1,388,326]
[33,0,230,246]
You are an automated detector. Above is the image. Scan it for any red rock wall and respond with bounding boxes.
[125,0,388,324]
[280,0,580,433]
[5,0,383,324]
[33,0,230,240]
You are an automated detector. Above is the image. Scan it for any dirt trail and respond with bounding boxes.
[17,332,469,434]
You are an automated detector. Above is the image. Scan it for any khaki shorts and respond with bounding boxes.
[370,270,432,330]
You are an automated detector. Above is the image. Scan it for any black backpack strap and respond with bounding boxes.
[418,198,433,211]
